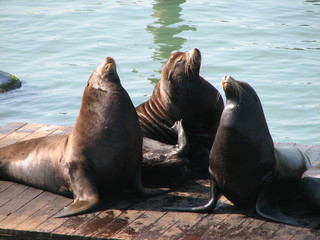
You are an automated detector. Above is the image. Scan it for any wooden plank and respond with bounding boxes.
[0,187,43,222]
[114,210,167,239]
[0,191,60,229]
[158,212,207,239]
[72,209,126,237]
[211,214,253,240]
[93,209,143,239]
[136,212,184,239]
[0,183,29,208]
[0,123,42,147]
[72,199,132,237]
[247,221,283,240]
[0,122,27,137]
[50,126,72,136]
[22,124,63,140]
[15,195,72,232]
[0,181,14,193]
[291,225,320,240]
[268,225,302,240]
[32,201,73,233]
[180,212,231,240]
[52,212,103,236]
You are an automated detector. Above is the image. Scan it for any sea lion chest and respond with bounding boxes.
[69,84,142,192]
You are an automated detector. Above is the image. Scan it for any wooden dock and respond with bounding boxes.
[0,122,319,240]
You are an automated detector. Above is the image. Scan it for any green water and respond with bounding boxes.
[0,0,319,144]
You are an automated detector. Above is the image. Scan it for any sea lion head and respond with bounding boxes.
[220,75,269,135]
[221,75,259,104]
[161,48,202,86]
[90,57,120,89]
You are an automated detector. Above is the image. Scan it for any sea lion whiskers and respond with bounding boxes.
[233,80,247,101]
[222,75,246,102]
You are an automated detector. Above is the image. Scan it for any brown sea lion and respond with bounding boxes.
[136,48,224,176]
[0,57,161,217]
[165,76,311,226]
[301,164,320,212]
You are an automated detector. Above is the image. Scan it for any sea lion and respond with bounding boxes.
[142,120,189,187]
[136,48,224,176]
[301,164,320,212]
[165,76,311,225]
[0,57,161,217]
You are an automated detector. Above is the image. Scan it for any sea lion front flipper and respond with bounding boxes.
[171,119,189,157]
[56,164,99,217]
[256,178,299,226]
[163,175,220,213]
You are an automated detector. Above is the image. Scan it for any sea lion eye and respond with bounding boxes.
[177,57,183,63]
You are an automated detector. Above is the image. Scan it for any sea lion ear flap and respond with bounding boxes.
[167,69,174,82]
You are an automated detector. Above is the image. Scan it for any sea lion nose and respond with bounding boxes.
[106,57,114,64]
[222,75,234,84]
[189,48,200,56]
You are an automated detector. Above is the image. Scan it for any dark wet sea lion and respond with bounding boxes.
[142,120,189,187]
[301,164,320,212]
[165,76,311,225]
[0,57,159,217]
[136,48,224,175]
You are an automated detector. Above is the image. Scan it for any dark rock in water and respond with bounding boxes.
[0,71,22,93]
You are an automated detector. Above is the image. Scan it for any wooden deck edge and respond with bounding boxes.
[0,228,112,240]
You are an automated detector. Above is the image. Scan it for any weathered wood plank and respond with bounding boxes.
[72,209,126,237]
[0,122,27,137]
[183,212,231,240]
[21,124,63,140]
[0,181,14,193]
[114,211,167,239]
[32,201,73,234]
[0,183,29,208]
[0,187,43,222]
[93,209,144,239]
[50,126,72,136]
[52,212,102,236]
[14,194,71,232]
[158,212,206,239]
[268,225,302,240]
[0,191,57,229]
[0,123,41,147]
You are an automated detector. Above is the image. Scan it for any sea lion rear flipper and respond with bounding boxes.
[56,164,99,217]
[256,179,299,226]
[163,175,220,213]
